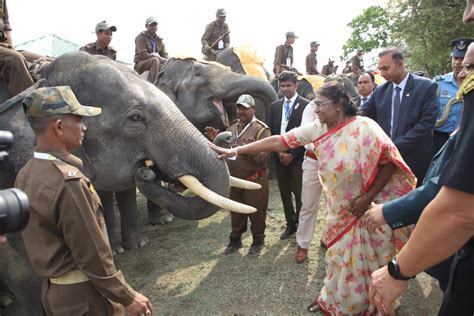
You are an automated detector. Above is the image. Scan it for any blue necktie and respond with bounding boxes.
[391,86,401,137]
[285,100,291,120]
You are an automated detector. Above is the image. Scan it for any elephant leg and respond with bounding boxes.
[115,189,149,250]
[96,190,123,254]
[147,199,174,225]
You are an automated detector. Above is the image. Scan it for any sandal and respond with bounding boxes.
[307,299,321,313]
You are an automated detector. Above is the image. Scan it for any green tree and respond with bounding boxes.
[389,0,474,76]
[341,6,392,60]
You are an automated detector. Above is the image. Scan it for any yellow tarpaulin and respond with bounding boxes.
[298,75,326,91]
[232,45,268,80]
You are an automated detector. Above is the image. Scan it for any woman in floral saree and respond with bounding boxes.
[210,82,416,315]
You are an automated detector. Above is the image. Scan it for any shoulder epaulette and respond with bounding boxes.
[457,72,474,99]
[255,119,269,128]
[52,160,82,180]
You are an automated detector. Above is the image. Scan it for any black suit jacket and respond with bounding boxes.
[267,95,309,166]
[363,73,438,180]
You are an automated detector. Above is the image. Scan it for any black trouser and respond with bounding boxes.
[433,130,451,155]
[275,161,303,229]
[438,239,474,316]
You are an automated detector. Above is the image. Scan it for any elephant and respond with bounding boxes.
[0,51,254,315]
[156,57,278,132]
[213,46,318,101]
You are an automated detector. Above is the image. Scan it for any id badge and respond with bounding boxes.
[218,40,224,49]
[286,57,291,67]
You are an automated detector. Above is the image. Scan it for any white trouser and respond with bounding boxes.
[296,157,323,249]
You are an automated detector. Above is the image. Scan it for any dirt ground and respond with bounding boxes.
[115,179,443,315]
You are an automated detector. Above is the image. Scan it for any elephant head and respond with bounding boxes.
[1,52,251,220]
[156,57,277,132]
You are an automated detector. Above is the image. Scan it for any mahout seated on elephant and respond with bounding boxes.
[0,51,257,315]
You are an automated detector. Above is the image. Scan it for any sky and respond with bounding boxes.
[9,0,387,72]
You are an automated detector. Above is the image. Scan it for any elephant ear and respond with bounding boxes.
[156,58,195,104]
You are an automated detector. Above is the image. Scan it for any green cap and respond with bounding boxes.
[146,16,158,25]
[24,86,102,118]
[216,8,226,17]
[310,41,320,47]
[236,94,255,108]
[286,31,298,38]
[95,20,117,32]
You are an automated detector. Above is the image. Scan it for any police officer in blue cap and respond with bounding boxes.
[433,37,474,153]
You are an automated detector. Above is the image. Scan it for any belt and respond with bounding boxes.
[245,169,266,181]
[305,151,317,160]
[50,270,89,285]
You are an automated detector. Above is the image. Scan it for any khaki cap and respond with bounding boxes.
[95,21,117,32]
[24,86,102,118]
[236,94,255,108]
[286,31,298,38]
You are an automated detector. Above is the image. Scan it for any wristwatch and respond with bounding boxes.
[387,256,415,281]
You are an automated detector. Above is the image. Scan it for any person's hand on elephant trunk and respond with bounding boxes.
[126,292,153,316]
[204,126,220,141]
[209,142,236,159]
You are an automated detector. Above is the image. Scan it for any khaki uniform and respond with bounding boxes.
[225,118,270,242]
[273,44,294,75]
[133,31,168,83]
[80,41,117,60]
[350,54,364,71]
[201,21,230,61]
[321,63,335,76]
[15,149,135,315]
[305,51,319,75]
[0,0,34,96]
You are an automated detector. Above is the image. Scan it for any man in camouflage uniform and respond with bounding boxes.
[80,21,117,60]
[134,16,168,84]
[16,86,153,316]
[0,0,36,96]
[205,94,270,255]
[305,41,320,75]
[432,38,473,153]
[201,8,230,61]
[273,31,300,76]
[321,58,336,76]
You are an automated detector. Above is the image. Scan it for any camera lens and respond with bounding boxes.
[0,188,30,234]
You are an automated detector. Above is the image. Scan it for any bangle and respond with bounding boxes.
[233,148,238,158]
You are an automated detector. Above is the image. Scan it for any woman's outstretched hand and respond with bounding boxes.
[209,142,236,159]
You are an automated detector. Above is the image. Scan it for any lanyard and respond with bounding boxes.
[237,117,255,138]
[149,36,157,52]
[33,152,56,160]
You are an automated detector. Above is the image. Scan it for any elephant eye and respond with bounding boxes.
[127,112,144,122]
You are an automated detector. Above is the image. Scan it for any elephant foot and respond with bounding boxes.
[148,208,174,225]
[112,245,125,256]
[122,234,149,250]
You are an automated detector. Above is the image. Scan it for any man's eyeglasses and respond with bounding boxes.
[314,100,333,109]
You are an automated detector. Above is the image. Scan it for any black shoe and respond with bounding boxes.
[280,227,296,240]
[248,240,265,254]
[224,239,242,255]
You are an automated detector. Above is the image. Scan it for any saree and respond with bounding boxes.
[281,116,416,315]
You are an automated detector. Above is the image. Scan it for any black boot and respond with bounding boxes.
[248,240,265,254]
[224,238,242,255]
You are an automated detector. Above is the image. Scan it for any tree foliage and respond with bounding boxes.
[342,6,392,60]
[342,0,474,76]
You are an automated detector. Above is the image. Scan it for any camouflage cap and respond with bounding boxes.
[216,8,227,17]
[95,20,117,32]
[285,31,298,39]
[146,16,158,26]
[24,86,102,118]
[310,41,320,47]
[236,94,255,108]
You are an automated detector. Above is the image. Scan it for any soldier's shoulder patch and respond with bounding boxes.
[52,160,82,180]
[255,119,269,128]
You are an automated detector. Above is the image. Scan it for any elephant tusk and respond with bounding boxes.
[229,176,261,190]
[178,175,256,214]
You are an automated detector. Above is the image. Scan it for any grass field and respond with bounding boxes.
[115,179,443,315]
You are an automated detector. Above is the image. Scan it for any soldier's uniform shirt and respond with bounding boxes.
[80,41,117,60]
[273,44,294,72]
[201,21,230,51]
[350,54,364,70]
[225,117,270,241]
[433,72,463,133]
[15,149,135,312]
[321,63,335,76]
[305,51,319,75]
[134,31,168,63]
